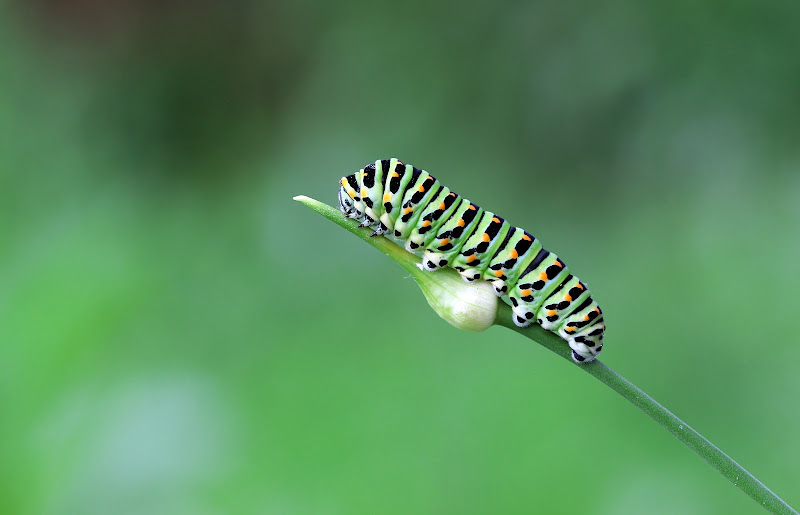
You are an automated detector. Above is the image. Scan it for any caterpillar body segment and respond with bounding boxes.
[392,168,439,241]
[338,159,605,363]
[407,188,462,252]
[378,161,414,232]
[452,214,510,283]
[422,199,483,272]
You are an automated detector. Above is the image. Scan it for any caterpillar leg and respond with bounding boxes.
[508,296,536,327]
[369,221,390,237]
[358,216,376,228]
[490,279,508,296]
[421,250,453,271]
[422,258,440,271]
[571,350,590,363]
[453,265,482,282]
[512,311,535,328]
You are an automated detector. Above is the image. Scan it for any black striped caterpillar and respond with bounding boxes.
[338,158,604,363]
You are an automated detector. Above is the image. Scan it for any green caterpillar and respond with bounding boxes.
[338,158,604,363]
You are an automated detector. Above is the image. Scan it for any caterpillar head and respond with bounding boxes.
[338,176,358,218]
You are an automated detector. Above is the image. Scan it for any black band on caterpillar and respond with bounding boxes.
[338,158,605,363]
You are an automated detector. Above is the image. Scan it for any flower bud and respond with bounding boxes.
[414,267,499,332]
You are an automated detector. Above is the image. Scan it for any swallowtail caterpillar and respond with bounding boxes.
[338,159,605,363]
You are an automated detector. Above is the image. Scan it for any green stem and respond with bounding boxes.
[495,308,796,514]
[294,195,797,514]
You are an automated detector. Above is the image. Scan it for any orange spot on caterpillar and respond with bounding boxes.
[554,260,563,268]
[539,272,548,281]
[565,294,572,302]
[361,188,368,197]
[576,283,584,290]
[438,202,446,210]
[457,219,465,227]
[440,238,450,246]
[404,207,412,214]
[492,217,500,223]
[468,205,477,210]
[421,220,431,227]
[494,270,504,277]
[482,233,491,242]
[584,315,590,321]
[418,185,425,192]
[521,234,532,241]
[510,249,519,259]
[467,255,476,263]
[383,193,391,202]
[391,172,399,178]
[521,289,531,296]
[547,310,556,316]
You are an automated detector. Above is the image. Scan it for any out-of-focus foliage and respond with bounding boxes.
[1,1,799,513]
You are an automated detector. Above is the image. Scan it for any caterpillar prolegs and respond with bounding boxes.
[338,158,605,363]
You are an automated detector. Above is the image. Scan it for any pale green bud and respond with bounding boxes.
[414,267,499,332]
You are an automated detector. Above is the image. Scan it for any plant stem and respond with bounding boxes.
[294,194,798,514]
[494,307,797,514]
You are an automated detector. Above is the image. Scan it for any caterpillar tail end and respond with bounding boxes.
[568,340,602,364]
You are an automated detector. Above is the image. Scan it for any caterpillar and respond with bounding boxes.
[338,158,604,363]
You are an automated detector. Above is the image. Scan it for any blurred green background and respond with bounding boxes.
[2,0,799,513]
